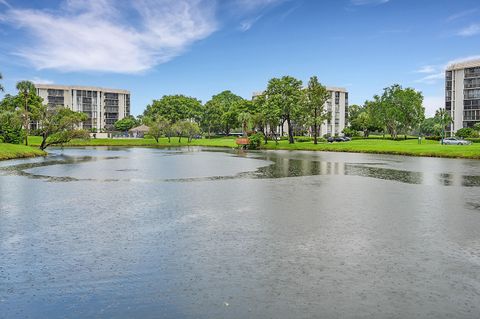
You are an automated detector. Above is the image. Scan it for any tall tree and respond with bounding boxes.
[238,112,251,136]
[434,108,452,144]
[303,76,330,144]
[204,91,244,135]
[16,81,36,146]
[144,95,202,124]
[371,84,424,139]
[265,76,303,144]
[201,99,222,137]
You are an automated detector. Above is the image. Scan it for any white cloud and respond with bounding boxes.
[239,15,263,32]
[457,24,480,37]
[235,0,286,11]
[0,0,11,8]
[350,0,390,5]
[415,56,480,84]
[1,0,218,73]
[446,9,477,22]
[423,96,444,117]
[415,65,436,74]
[415,72,444,84]
[31,77,53,85]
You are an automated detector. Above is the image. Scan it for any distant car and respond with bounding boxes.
[441,137,472,145]
[328,136,350,143]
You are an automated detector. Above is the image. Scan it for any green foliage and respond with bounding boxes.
[264,76,304,144]
[420,117,438,136]
[473,123,480,132]
[434,108,452,143]
[144,95,202,124]
[465,138,480,143]
[0,111,24,144]
[147,116,170,143]
[248,132,263,149]
[114,116,138,131]
[455,127,478,139]
[302,76,330,144]
[204,91,245,135]
[368,84,424,139]
[342,127,360,137]
[37,106,89,150]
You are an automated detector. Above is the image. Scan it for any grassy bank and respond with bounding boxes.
[25,136,480,159]
[0,143,47,161]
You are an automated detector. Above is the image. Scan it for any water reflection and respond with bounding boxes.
[1,148,480,187]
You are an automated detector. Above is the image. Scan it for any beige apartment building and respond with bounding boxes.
[35,84,130,131]
[445,58,480,134]
[253,87,349,137]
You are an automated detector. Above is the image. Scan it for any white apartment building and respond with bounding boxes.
[445,58,480,134]
[253,87,349,137]
[35,84,130,131]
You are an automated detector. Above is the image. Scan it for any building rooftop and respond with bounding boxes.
[446,58,480,71]
[34,83,130,94]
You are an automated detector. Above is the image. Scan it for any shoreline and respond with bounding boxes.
[2,137,480,161]
[0,143,47,161]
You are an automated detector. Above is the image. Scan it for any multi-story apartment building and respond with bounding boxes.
[35,84,130,131]
[253,87,349,136]
[445,58,480,134]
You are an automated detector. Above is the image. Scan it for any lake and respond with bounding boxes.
[1,147,479,318]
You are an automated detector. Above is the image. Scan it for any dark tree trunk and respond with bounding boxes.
[40,134,48,150]
[286,117,294,144]
[263,124,268,144]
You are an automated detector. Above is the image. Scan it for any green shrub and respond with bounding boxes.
[295,136,313,143]
[342,127,360,137]
[425,136,441,141]
[248,132,263,149]
[465,138,480,143]
[456,127,479,139]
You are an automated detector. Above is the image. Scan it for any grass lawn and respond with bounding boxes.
[24,136,480,159]
[0,143,47,161]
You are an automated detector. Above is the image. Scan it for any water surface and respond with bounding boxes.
[1,147,479,318]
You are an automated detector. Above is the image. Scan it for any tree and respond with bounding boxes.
[264,76,303,144]
[147,116,170,143]
[434,108,452,145]
[0,111,23,144]
[238,112,251,136]
[114,116,137,132]
[37,106,89,150]
[200,99,222,137]
[371,84,424,139]
[473,123,480,132]
[455,127,478,139]
[303,76,330,144]
[144,95,202,124]
[420,117,437,136]
[16,81,36,146]
[184,121,201,142]
[204,91,244,135]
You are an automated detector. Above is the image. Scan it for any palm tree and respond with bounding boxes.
[435,107,452,145]
[238,112,251,137]
[16,81,36,146]
[0,72,4,92]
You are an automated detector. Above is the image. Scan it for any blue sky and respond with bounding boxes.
[1,0,479,116]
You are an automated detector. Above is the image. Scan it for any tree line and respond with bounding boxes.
[2,71,458,149]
